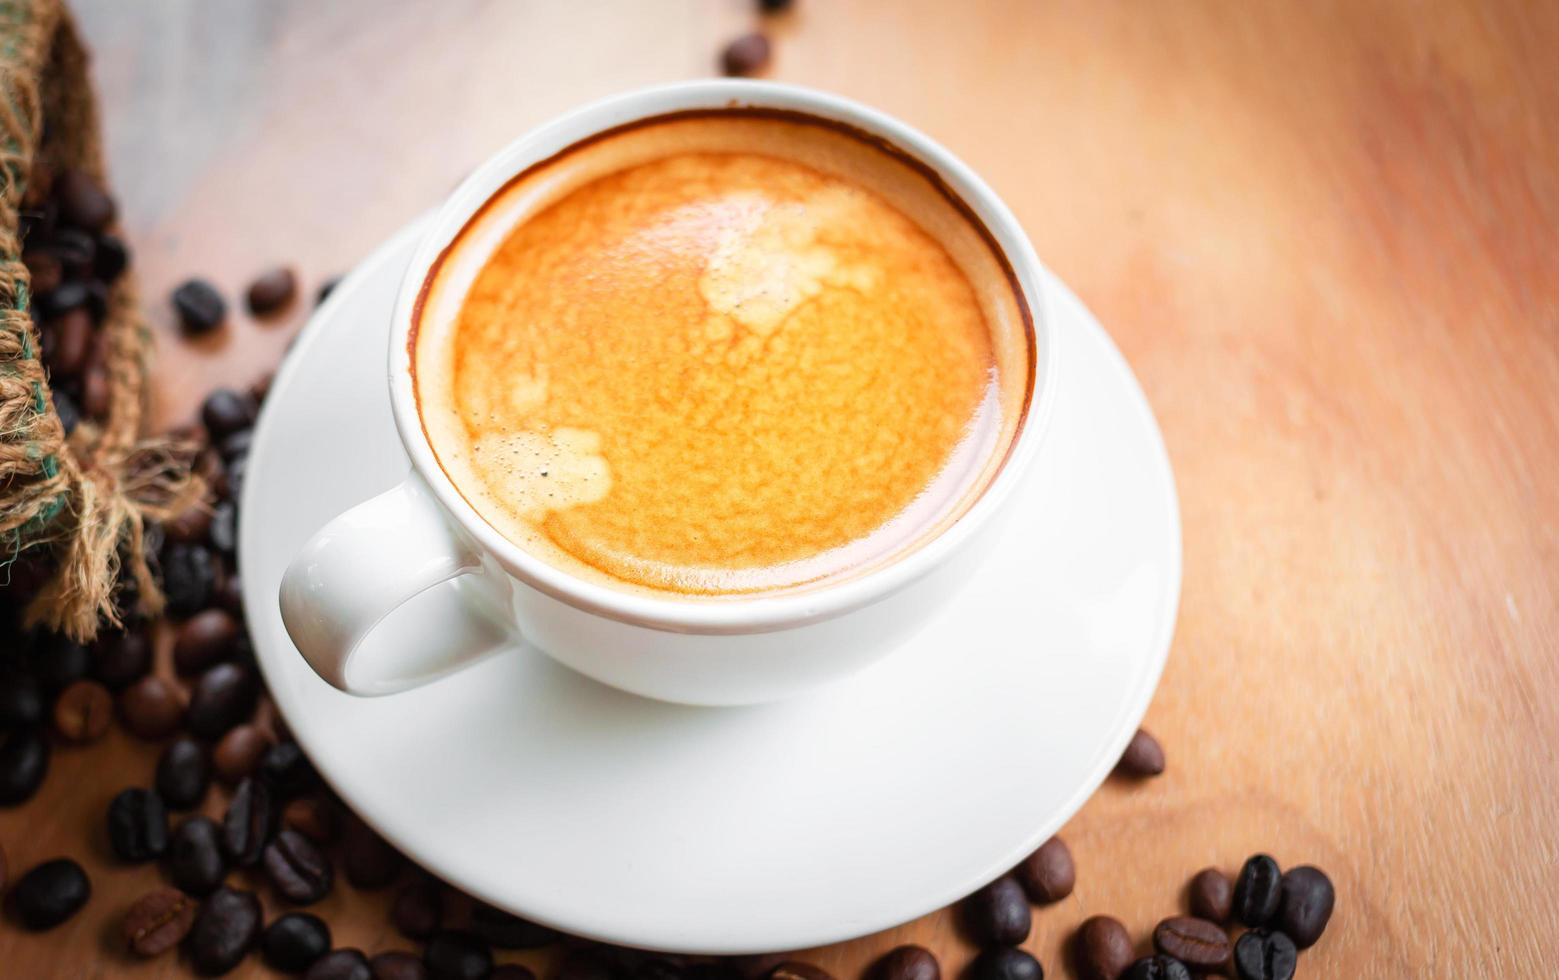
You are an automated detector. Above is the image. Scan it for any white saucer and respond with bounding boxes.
[240,219,1181,954]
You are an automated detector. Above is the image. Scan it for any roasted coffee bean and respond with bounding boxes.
[769,964,832,980]
[187,886,262,976]
[173,279,227,336]
[308,948,374,980]
[492,966,536,980]
[283,795,338,843]
[166,503,214,542]
[1188,868,1232,923]
[176,608,243,675]
[188,662,260,739]
[217,572,244,616]
[209,500,239,557]
[202,388,257,440]
[23,248,62,293]
[343,816,404,888]
[0,839,7,891]
[1232,854,1282,927]
[168,815,228,896]
[1121,957,1190,980]
[119,675,186,739]
[55,169,116,231]
[157,737,212,810]
[1278,865,1334,949]
[10,857,90,929]
[371,951,431,980]
[554,948,620,980]
[225,453,250,500]
[0,727,50,803]
[90,625,152,689]
[31,635,90,692]
[53,388,81,435]
[107,787,169,861]
[213,724,272,784]
[258,740,319,799]
[1072,915,1134,980]
[1232,930,1296,980]
[247,266,298,315]
[43,307,92,377]
[963,875,1031,946]
[721,32,771,76]
[263,828,333,904]
[162,540,219,616]
[84,277,110,322]
[1152,917,1230,971]
[95,232,129,281]
[0,672,44,728]
[468,900,555,948]
[392,879,443,939]
[50,227,96,274]
[1014,836,1075,903]
[224,775,276,866]
[967,947,1043,980]
[423,930,493,980]
[1115,728,1165,777]
[631,961,683,980]
[874,945,938,980]
[262,911,333,972]
[124,887,199,956]
[40,277,91,317]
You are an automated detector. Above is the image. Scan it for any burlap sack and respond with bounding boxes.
[0,0,199,641]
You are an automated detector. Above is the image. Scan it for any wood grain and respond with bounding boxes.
[3,0,1556,976]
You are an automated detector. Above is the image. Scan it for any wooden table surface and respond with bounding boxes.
[4,1,1556,976]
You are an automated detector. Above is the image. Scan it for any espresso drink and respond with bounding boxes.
[413,111,1032,597]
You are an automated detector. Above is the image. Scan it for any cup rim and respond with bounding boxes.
[387,79,1058,634]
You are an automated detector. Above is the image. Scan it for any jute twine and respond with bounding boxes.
[0,0,201,641]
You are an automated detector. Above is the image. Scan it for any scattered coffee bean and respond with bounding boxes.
[554,948,621,980]
[161,541,219,616]
[1014,835,1075,903]
[468,900,555,948]
[209,500,239,557]
[1232,854,1282,927]
[217,570,244,616]
[224,775,276,866]
[264,828,333,904]
[1152,916,1230,971]
[963,875,1031,946]
[173,279,227,336]
[1121,957,1190,980]
[1072,915,1134,980]
[55,169,116,231]
[124,887,198,956]
[24,248,62,293]
[967,947,1043,980]
[283,794,338,843]
[308,948,374,980]
[1277,865,1334,949]
[0,672,44,729]
[343,816,404,888]
[40,276,90,318]
[632,960,684,980]
[30,636,90,692]
[188,662,260,739]
[721,33,771,77]
[392,879,443,939]
[107,787,169,861]
[95,232,129,281]
[258,740,318,799]
[44,307,92,376]
[187,886,262,976]
[423,929,493,980]
[52,678,113,742]
[769,963,832,980]
[90,625,152,689]
[119,675,186,738]
[157,736,212,810]
[168,815,229,896]
[371,950,431,980]
[492,966,536,980]
[201,388,257,440]
[165,503,214,543]
[175,608,243,675]
[262,911,333,972]
[1232,929,1296,980]
[1115,728,1165,777]
[1187,867,1232,923]
[874,945,938,980]
[9,857,90,930]
[213,723,272,784]
[247,266,298,315]
[0,727,50,803]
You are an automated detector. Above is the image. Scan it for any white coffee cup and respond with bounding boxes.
[279,79,1058,706]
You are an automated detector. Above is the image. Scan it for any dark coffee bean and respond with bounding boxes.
[631,961,682,980]
[157,737,212,810]
[84,278,110,322]
[308,948,374,980]
[468,900,555,948]
[343,816,404,888]
[1152,917,1230,971]
[263,828,333,904]
[1187,868,1232,923]
[1232,930,1296,980]
[188,662,260,739]
[90,625,152,689]
[258,740,319,799]
[217,572,244,616]
[186,886,262,976]
[225,454,249,500]
[214,723,272,784]
[165,503,214,543]
[9,857,90,929]
[175,608,243,675]
[759,0,793,11]
[55,169,117,231]
[1232,854,1282,927]
[316,276,343,305]
[967,947,1043,980]
[492,967,536,980]
[49,227,96,274]
[423,930,493,980]
[43,307,92,377]
[284,794,338,843]
[392,879,443,939]
[124,887,199,956]
[0,672,44,728]
[262,911,333,972]
[0,727,50,803]
[1277,865,1334,949]
[40,277,91,317]
[208,500,239,558]
[874,945,938,980]
[119,675,186,739]
[224,775,276,866]
[247,266,298,315]
[371,951,431,980]
[1014,836,1074,903]
[1072,915,1133,980]
[52,387,81,434]
[168,815,228,896]
[201,388,257,439]
[19,200,58,242]
[963,875,1031,946]
[0,839,7,891]
[721,32,771,76]
[95,232,129,281]
[217,428,250,466]
[1121,957,1190,980]
[173,279,227,336]
[685,964,739,980]
[161,541,218,616]
[24,248,62,293]
[769,964,832,980]
[554,948,620,980]
[31,635,90,692]
[1115,728,1165,777]
[107,787,169,861]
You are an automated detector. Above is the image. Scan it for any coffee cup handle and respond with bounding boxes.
[279,471,510,695]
